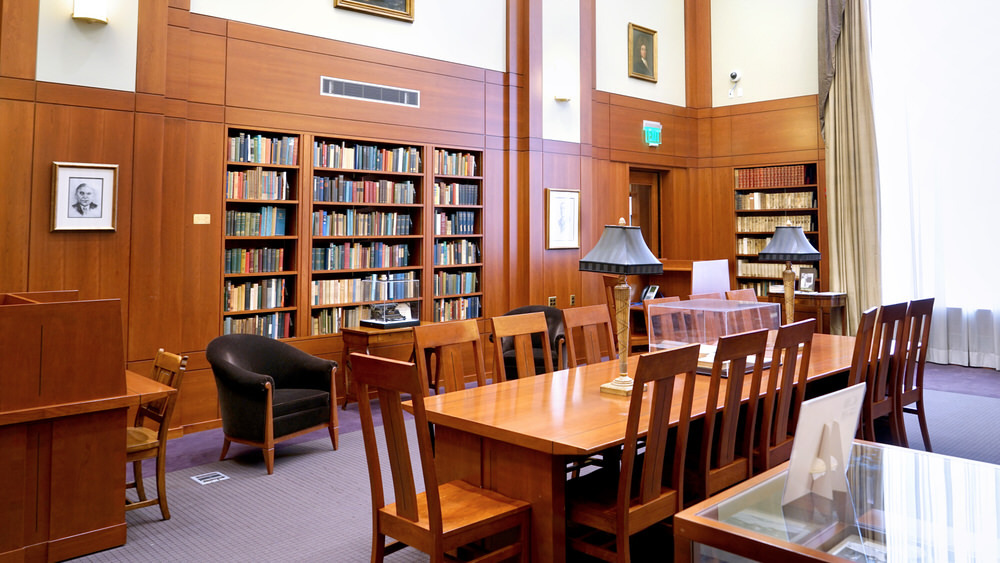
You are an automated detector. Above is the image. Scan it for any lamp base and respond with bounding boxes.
[600,376,635,396]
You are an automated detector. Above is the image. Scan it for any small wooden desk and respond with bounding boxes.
[421,333,856,562]
[766,290,848,335]
[340,323,428,409]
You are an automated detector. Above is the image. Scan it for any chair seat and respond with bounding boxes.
[126,426,159,454]
[380,479,530,539]
[273,388,329,417]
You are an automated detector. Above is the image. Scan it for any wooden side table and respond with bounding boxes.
[340,323,426,409]
[766,290,848,335]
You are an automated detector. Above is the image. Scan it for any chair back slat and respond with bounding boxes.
[352,353,442,534]
[136,349,186,426]
[758,319,815,471]
[622,344,700,509]
[699,329,768,498]
[870,303,907,406]
[848,307,879,387]
[689,292,725,300]
[562,305,617,368]
[901,298,934,394]
[413,320,487,394]
[491,312,553,381]
[725,289,757,302]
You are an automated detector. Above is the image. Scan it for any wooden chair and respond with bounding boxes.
[861,302,908,445]
[754,319,815,473]
[351,353,530,562]
[690,329,769,502]
[689,292,725,300]
[413,319,487,394]
[565,344,700,562]
[847,307,879,389]
[725,288,758,302]
[602,274,647,354]
[126,349,187,520]
[563,304,618,368]
[896,297,935,450]
[491,311,553,381]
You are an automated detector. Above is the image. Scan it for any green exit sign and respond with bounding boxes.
[642,120,661,147]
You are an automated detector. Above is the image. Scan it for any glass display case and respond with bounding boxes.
[646,299,780,374]
[359,277,420,329]
[674,441,1000,562]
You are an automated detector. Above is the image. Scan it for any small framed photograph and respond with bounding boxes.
[798,267,818,292]
[546,188,580,249]
[628,23,657,82]
[51,162,118,231]
[334,0,413,22]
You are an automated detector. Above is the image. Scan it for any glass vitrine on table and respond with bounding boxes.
[673,440,1000,562]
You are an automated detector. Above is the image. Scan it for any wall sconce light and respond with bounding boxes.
[73,0,109,24]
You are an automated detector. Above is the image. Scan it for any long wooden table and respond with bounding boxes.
[421,333,856,562]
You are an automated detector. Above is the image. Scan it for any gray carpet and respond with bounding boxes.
[77,420,428,563]
[901,388,1000,465]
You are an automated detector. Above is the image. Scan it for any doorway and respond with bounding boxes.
[629,170,661,257]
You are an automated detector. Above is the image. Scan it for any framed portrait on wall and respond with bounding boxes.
[51,162,118,231]
[334,0,414,22]
[628,23,657,82]
[546,189,580,249]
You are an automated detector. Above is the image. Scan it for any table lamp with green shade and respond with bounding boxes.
[757,223,821,324]
[579,218,663,395]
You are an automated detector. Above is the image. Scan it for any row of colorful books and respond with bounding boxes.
[736,214,812,233]
[311,242,410,271]
[225,206,288,237]
[225,247,286,274]
[735,191,814,210]
[223,278,288,312]
[313,141,421,173]
[432,296,481,322]
[433,150,477,176]
[313,176,416,204]
[224,311,292,339]
[311,209,414,237]
[434,210,477,235]
[433,239,480,265]
[310,272,417,306]
[734,164,810,189]
[433,182,479,205]
[228,133,298,166]
[226,168,292,201]
[433,270,478,296]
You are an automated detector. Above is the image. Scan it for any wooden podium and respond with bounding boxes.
[0,291,131,562]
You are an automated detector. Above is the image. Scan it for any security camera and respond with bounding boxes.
[730,70,742,82]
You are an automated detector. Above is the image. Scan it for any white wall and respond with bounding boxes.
[542,0,581,143]
[36,0,139,92]
[711,0,817,106]
[190,0,507,73]
[594,0,687,107]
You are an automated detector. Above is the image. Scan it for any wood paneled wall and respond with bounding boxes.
[0,0,823,434]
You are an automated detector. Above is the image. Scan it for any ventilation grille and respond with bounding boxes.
[321,77,420,108]
[191,471,229,485]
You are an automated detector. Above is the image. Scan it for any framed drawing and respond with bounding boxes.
[334,0,413,22]
[628,23,657,82]
[799,267,818,292]
[51,162,118,231]
[546,189,580,249]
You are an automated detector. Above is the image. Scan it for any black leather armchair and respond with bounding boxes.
[206,334,338,474]
[496,305,566,376]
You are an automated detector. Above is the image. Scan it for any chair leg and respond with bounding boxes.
[917,402,933,452]
[264,447,275,475]
[372,531,386,563]
[156,451,170,520]
[133,460,147,501]
[895,408,910,448]
[219,437,231,461]
[518,514,530,563]
[328,425,338,450]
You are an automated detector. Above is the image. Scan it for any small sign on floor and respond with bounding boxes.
[191,471,229,485]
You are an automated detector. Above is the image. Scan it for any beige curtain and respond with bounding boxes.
[823,0,881,334]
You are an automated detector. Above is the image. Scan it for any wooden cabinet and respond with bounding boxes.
[308,137,424,334]
[223,130,301,338]
[430,148,483,322]
[733,163,822,296]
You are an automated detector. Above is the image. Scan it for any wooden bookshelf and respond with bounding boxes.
[308,136,425,334]
[430,148,484,322]
[223,129,301,339]
[733,163,821,297]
